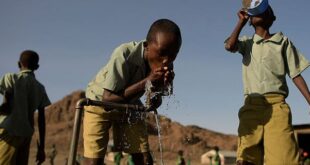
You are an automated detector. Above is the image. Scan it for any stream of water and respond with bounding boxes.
[154,112,164,165]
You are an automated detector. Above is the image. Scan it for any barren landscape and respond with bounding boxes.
[29,91,237,165]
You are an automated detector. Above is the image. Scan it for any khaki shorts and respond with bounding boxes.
[0,129,31,165]
[237,94,299,165]
[83,106,149,158]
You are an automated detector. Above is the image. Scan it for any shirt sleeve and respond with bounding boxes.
[0,73,14,95]
[284,40,310,78]
[237,36,251,56]
[102,45,130,93]
[39,86,51,109]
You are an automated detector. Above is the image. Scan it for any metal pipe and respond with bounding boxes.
[68,98,149,165]
[68,98,88,165]
[87,99,146,111]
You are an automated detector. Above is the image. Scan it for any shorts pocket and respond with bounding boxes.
[279,103,291,114]
[277,102,292,125]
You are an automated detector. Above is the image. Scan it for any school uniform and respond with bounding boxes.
[235,32,310,165]
[83,41,150,158]
[0,70,50,165]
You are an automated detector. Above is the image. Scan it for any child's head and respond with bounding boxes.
[178,150,184,156]
[214,146,219,152]
[144,19,182,70]
[250,6,276,29]
[18,50,40,71]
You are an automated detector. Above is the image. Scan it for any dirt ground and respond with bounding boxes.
[28,149,201,165]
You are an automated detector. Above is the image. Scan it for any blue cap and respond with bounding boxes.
[243,0,269,16]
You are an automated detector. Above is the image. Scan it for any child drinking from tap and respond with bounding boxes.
[83,18,182,165]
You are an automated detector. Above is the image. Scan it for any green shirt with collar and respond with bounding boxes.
[0,70,51,137]
[236,32,310,97]
[86,40,147,104]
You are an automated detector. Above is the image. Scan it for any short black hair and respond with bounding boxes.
[262,6,276,28]
[266,6,276,20]
[19,50,39,70]
[146,19,182,47]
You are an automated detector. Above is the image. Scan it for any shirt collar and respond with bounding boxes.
[20,69,35,76]
[127,40,146,66]
[125,40,147,77]
[253,32,284,44]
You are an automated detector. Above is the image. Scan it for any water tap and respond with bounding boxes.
[145,80,173,113]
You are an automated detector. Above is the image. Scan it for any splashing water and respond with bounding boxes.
[144,80,178,165]
[161,82,173,96]
[154,113,164,165]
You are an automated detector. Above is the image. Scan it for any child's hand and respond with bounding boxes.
[162,61,174,85]
[36,150,45,165]
[147,67,166,87]
[36,141,45,164]
[147,94,162,112]
[238,9,249,25]
[163,66,174,86]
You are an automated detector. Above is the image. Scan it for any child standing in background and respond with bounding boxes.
[225,0,310,164]
[0,50,51,165]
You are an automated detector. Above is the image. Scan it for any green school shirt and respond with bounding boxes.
[86,40,147,104]
[236,32,310,97]
[0,70,50,137]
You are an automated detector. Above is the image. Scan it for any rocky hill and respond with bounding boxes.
[30,90,237,164]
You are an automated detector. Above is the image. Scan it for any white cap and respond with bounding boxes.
[243,0,269,16]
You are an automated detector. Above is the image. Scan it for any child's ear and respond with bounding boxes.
[18,62,21,68]
[143,42,148,50]
[34,64,39,70]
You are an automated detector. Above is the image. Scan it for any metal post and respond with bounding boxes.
[68,98,88,165]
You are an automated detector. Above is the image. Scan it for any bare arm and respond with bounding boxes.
[225,10,249,52]
[293,74,310,105]
[36,107,46,164]
[103,78,148,103]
